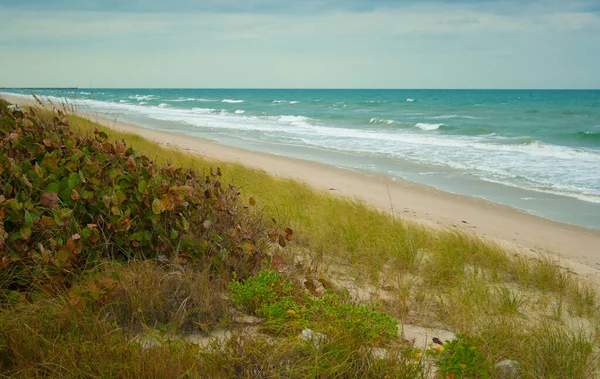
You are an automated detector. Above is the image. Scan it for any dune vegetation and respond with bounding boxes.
[1,97,599,378]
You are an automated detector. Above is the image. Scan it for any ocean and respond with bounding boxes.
[3,89,600,229]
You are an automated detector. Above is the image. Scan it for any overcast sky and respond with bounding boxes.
[0,0,599,88]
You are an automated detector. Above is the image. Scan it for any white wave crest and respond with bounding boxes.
[129,94,156,101]
[168,97,199,102]
[139,102,148,105]
[272,100,299,104]
[406,98,415,102]
[222,99,245,104]
[191,108,216,114]
[119,100,128,103]
[234,110,245,114]
[369,118,396,125]
[158,103,169,108]
[415,123,443,131]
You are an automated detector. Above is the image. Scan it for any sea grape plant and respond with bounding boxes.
[0,100,289,291]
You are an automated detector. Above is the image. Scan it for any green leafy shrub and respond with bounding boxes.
[0,101,278,291]
[229,270,300,332]
[307,294,398,346]
[229,270,398,346]
[428,335,490,378]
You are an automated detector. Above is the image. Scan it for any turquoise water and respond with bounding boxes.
[3,89,600,229]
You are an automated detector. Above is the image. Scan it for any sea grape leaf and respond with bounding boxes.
[151,198,163,215]
[138,180,147,193]
[40,192,59,208]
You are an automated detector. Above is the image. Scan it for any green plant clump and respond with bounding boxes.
[428,335,490,378]
[229,270,398,346]
[0,101,282,292]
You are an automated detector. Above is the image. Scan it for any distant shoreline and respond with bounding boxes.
[2,87,599,91]
[0,87,78,90]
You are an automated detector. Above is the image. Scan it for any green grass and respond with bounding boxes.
[1,99,599,377]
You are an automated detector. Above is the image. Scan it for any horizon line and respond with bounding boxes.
[2,87,600,91]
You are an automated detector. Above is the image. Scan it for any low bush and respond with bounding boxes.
[0,101,288,292]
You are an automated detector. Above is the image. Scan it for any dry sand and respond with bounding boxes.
[4,94,600,280]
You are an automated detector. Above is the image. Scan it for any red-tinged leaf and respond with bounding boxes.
[278,235,286,248]
[66,237,77,252]
[40,192,59,208]
[56,247,71,267]
[58,208,73,219]
[73,242,83,255]
[34,163,43,177]
[71,189,80,201]
[88,229,100,244]
[242,241,255,252]
[126,156,136,170]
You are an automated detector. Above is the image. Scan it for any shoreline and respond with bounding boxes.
[4,93,600,280]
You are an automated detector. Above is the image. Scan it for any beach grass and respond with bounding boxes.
[1,99,599,377]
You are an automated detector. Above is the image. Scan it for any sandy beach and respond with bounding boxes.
[4,94,600,279]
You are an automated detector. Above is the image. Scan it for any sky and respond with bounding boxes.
[0,0,599,88]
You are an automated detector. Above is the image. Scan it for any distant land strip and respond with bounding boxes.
[0,87,79,90]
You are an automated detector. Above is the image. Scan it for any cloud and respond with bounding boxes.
[2,0,595,14]
[0,0,598,88]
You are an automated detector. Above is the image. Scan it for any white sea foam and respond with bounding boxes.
[168,97,199,102]
[191,108,216,114]
[129,94,156,101]
[406,98,415,102]
[158,103,169,108]
[415,123,443,131]
[369,118,396,125]
[139,102,148,105]
[21,93,600,206]
[234,110,245,114]
[119,100,128,103]
[222,99,245,103]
